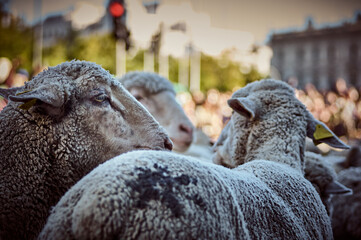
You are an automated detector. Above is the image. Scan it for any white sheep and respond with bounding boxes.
[0,60,172,240]
[211,92,352,216]
[118,71,194,152]
[39,79,348,239]
[117,71,214,162]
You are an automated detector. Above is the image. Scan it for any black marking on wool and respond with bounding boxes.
[126,163,203,217]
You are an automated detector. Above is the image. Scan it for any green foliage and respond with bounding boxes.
[0,6,33,72]
[244,66,265,85]
[73,34,116,73]
[201,52,245,92]
[126,49,144,72]
[1,2,265,93]
[168,55,179,83]
[43,42,68,66]
[43,33,117,73]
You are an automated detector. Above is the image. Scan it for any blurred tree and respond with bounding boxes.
[73,34,116,73]
[126,49,144,72]
[244,66,264,85]
[43,42,67,66]
[200,52,263,92]
[168,55,179,84]
[0,3,33,73]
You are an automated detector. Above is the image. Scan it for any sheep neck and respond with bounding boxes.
[244,128,306,173]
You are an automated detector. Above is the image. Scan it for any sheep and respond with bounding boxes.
[212,79,349,170]
[213,112,352,216]
[303,145,361,238]
[333,145,361,173]
[0,60,172,240]
[118,71,194,152]
[331,166,361,239]
[39,79,348,239]
[118,71,214,161]
[303,151,352,215]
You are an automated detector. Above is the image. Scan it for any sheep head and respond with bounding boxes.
[119,72,194,152]
[0,60,173,240]
[213,79,348,170]
[0,61,172,179]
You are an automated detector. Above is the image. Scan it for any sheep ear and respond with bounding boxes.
[8,84,67,117]
[306,114,350,149]
[0,87,24,101]
[227,98,257,120]
[324,181,352,195]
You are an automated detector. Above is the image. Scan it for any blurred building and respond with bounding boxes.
[34,12,112,48]
[78,14,112,38]
[269,13,361,90]
[37,15,72,48]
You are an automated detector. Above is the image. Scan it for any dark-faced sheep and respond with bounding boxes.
[0,60,172,240]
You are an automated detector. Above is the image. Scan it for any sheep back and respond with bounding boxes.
[39,151,250,240]
[40,151,332,240]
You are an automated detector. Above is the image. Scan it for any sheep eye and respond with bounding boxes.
[94,94,109,103]
[134,95,144,101]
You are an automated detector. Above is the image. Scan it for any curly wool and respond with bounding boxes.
[332,167,361,239]
[118,71,176,94]
[0,60,169,240]
[304,152,337,194]
[304,151,340,215]
[40,79,335,240]
[214,79,309,171]
[39,150,332,240]
[0,61,114,240]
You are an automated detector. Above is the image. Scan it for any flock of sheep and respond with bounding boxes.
[0,60,360,240]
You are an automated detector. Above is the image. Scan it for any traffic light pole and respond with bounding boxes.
[116,39,126,77]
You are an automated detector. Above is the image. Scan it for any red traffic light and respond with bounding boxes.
[109,2,124,17]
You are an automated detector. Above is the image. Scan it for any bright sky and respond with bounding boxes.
[6,0,361,72]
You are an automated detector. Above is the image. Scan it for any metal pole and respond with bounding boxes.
[178,54,189,88]
[116,40,126,77]
[33,0,43,69]
[190,50,201,92]
[159,54,169,79]
[144,51,154,72]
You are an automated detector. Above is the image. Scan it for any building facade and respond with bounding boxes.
[269,14,361,90]
[41,15,72,48]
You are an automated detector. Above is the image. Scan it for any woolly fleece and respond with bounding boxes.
[39,150,332,240]
[331,167,361,239]
[0,60,169,240]
[118,71,175,95]
[40,79,334,240]
[304,151,340,214]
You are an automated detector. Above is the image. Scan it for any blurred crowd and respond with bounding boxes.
[296,79,361,142]
[0,57,30,110]
[177,78,361,143]
[0,57,360,144]
[177,89,233,141]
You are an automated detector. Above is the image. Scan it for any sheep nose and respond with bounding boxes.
[163,137,173,151]
[179,123,193,136]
